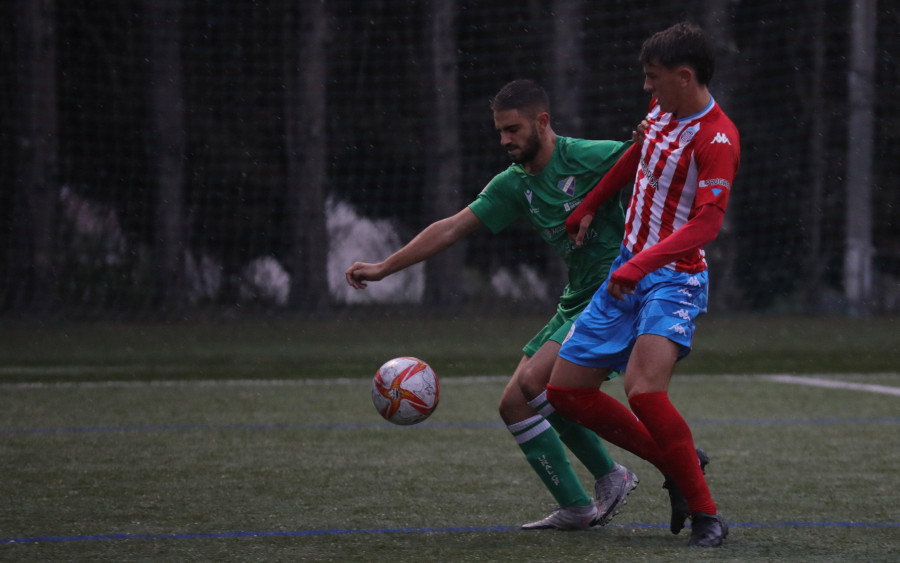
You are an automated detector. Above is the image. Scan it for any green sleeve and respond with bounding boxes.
[467,169,526,234]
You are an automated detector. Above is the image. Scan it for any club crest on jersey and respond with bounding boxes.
[679,126,699,146]
[558,176,576,196]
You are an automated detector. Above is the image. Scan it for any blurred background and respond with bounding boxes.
[1,0,897,320]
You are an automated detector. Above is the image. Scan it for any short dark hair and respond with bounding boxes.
[490,79,550,117]
[639,22,715,86]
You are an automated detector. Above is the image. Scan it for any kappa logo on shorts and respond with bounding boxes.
[668,323,688,336]
[686,276,701,287]
[678,288,693,297]
[673,309,692,321]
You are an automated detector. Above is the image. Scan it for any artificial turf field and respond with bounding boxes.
[0,314,897,561]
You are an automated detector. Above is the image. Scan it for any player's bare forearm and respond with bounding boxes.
[345,242,433,290]
[345,207,482,290]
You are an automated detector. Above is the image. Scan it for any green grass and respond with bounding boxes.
[0,313,897,381]
[0,315,898,561]
[1,375,898,562]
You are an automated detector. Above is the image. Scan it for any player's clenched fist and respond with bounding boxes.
[345,262,385,289]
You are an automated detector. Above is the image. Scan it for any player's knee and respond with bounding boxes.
[497,383,519,418]
[516,364,548,402]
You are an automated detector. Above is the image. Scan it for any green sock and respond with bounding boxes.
[529,391,616,479]
[508,415,591,508]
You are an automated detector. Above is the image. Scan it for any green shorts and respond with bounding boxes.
[523,307,619,380]
[522,308,573,358]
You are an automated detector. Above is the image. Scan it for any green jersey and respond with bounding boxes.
[468,136,628,315]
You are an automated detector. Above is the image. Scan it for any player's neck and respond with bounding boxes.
[673,88,712,120]
[524,132,557,175]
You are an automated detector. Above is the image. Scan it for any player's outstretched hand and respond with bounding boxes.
[345,262,384,289]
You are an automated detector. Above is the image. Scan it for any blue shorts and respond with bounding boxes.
[559,247,709,372]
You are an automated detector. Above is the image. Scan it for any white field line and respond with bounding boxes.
[760,374,900,396]
[0,374,510,389]
[1,373,899,395]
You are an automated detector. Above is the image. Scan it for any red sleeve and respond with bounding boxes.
[609,204,725,288]
[565,142,641,236]
[693,123,740,212]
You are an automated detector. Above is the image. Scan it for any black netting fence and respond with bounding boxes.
[1,0,897,318]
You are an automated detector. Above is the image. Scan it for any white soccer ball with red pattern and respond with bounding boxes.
[371,357,439,425]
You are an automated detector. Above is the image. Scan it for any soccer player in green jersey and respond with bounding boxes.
[346,79,637,529]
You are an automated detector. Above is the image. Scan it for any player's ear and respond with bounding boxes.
[677,65,694,87]
[536,111,550,130]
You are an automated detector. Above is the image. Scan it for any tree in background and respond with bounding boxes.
[143,0,187,310]
[7,0,58,314]
[285,0,330,311]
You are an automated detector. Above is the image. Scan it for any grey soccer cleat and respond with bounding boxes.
[520,501,600,531]
[593,463,639,526]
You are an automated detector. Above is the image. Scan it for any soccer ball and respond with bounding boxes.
[371,357,439,425]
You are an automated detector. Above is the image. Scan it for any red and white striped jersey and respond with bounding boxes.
[624,97,740,273]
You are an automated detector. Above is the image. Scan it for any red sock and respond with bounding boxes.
[546,385,667,472]
[629,391,716,515]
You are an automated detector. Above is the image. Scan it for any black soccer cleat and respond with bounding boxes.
[688,512,728,547]
[663,448,710,535]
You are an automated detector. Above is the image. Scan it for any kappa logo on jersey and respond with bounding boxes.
[558,176,576,196]
[711,132,732,145]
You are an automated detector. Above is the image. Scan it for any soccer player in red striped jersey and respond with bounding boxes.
[546,22,740,547]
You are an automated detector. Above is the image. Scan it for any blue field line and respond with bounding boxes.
[1,416,898,436]
[2,521,898,545]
